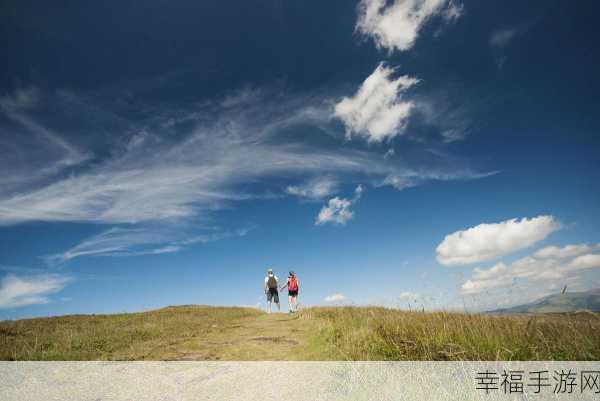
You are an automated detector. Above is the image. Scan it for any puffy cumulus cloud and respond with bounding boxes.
[460,244,600,297]
[316,185,363,225]
[356,0,462,53]
[0,274,71,309]
[568,254,600,271]
[334,63,418,143]
[534,243,600,259]
[286,177,338,200]
[436,216,561,266]
[316,198,352,225]
[461,258,562,296]
[324,293,347,302]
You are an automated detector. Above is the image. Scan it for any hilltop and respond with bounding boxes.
[1,306,599,361]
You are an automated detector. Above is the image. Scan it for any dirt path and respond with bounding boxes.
[164,313,323,361]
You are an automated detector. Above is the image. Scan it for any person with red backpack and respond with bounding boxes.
[280,271,300,313]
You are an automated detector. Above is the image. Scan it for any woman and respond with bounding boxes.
[280,271,299,313]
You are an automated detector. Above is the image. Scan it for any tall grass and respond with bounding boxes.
[0,306,261,360]
[305,307,600,360]
[2,306,598,360]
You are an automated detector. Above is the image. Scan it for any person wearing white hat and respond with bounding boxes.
[263,268,280,313]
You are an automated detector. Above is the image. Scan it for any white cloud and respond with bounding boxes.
[534,243,600,259]
[324,293,347,302]
[489,28,518,48]
[0,95,349,225]
[462,257,564,296]
[568,254,600,271]
[334,63,418,142]
[398,291,419,300]
[0,86,489,228]
[413,90,475,142]
[286,177,338,200]
[0,87,91,194]
[44,228,171,265]
[436,215,561,266]
[44,226,251,265]
[460,245,600,298]
[356,0,462,53]
[442,0,463,22]
[316,185,363,225]
[0,274,71,309]
[0,93,372,225]
[383,168,496,191]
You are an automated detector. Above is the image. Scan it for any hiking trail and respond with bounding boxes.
[165,313,321,361]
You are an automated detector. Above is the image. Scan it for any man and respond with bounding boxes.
[280,271,299,313]
[264,268,280,313]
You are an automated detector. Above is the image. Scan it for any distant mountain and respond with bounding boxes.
[491,288,600,314]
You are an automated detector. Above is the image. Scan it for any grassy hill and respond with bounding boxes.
[492,288,600,314]
[1,306,599,361]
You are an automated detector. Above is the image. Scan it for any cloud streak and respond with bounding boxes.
[0,87,91,194]
[0,87,488,227]
[286,176,339,200]
[44,226,252,265]
[0,274,71,309]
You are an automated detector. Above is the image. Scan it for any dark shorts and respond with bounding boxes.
[288,290,298,297]
[267,288,279,303]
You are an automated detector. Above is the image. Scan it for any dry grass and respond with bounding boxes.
[0,306,262,360]
[1,305,598,360]
[306,307,600,360]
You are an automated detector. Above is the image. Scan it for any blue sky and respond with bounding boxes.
[1,0,599,318]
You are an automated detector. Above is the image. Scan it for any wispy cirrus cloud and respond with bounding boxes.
[0,87,91,194]
[44,226,252,265]
[286,176,339,200]
[0,274,72,309]
[0,85,489,228]
[0,84,493,267]
[489,27,519,49]
[356,0,462,53]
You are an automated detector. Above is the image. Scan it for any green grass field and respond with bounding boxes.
[1,306,598,360]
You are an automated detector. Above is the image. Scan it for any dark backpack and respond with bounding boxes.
[267,275,277,289]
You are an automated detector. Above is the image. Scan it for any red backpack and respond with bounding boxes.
[288,276,298,291]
